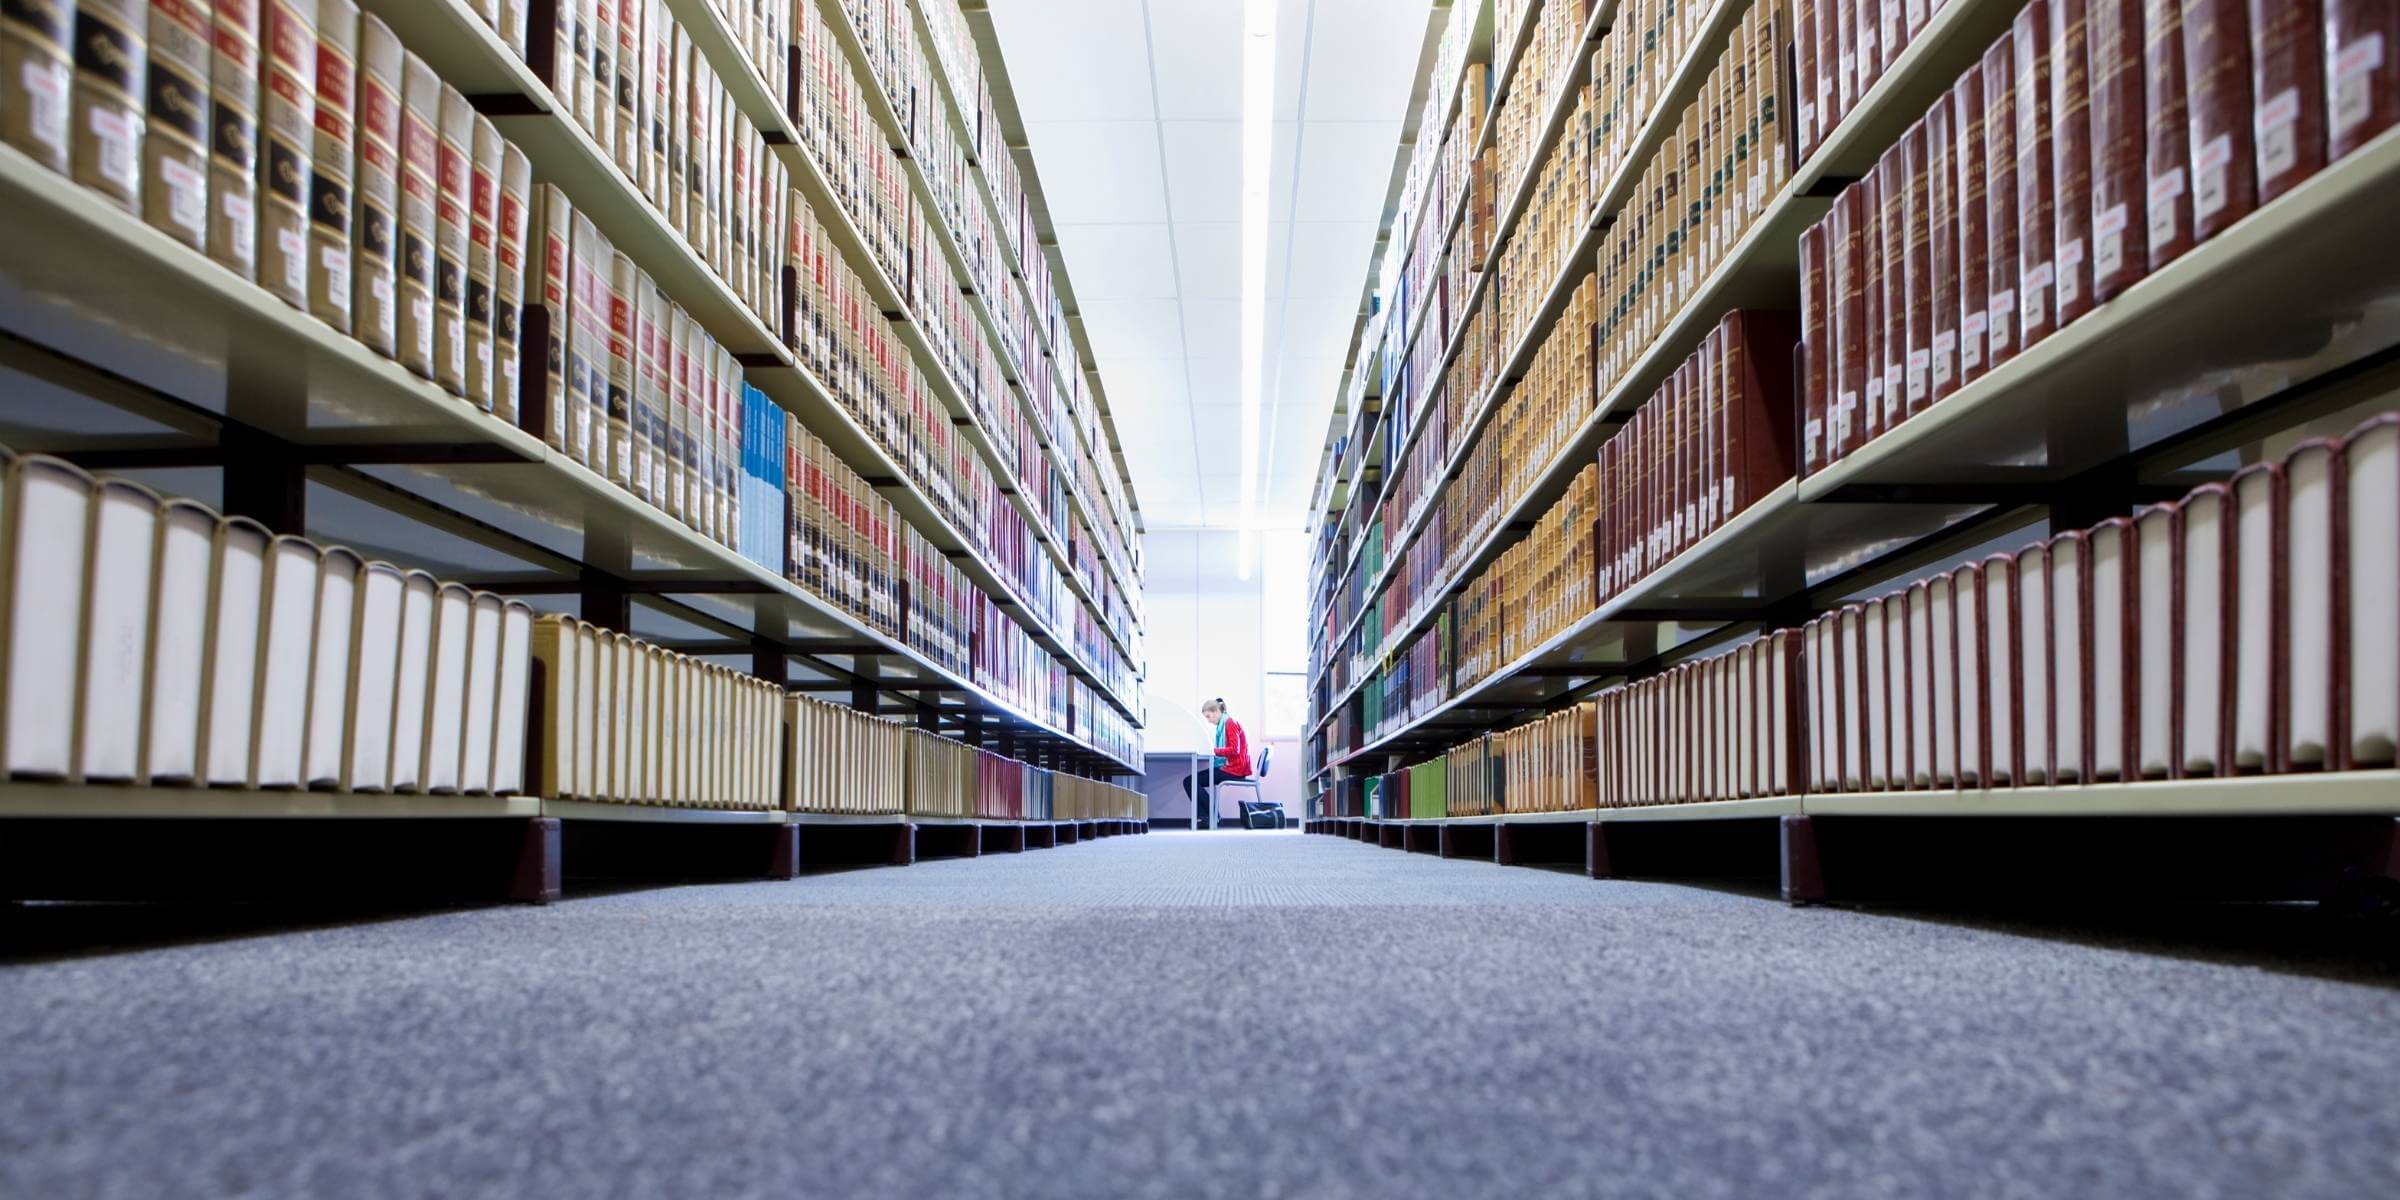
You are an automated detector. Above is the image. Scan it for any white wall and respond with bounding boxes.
[1141,528,1310,755]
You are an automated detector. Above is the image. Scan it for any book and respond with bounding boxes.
[2089,0,2148,301]
[385,567,434,792]
[2144,0,2194,270]
[465,113,501,411]
[249,534,321,788]
[342,559,401,792]
[433,81,472,395]
[2284,438,2338,770]
[2248,0,2326,203]
[494,142,530,423]
[526,183,572,447]
[1,0,74,173]
[459,590,501,794]
[2184,0,2258,242]
[1984,36,2021,368]
[2327,0,2400,158]
[301,545,360,789]
[351,11,400,355]
[142,0,211,250]
[307,0,356,334]
[2229,462,2282,773]
[2052,0,2094,328]
[71,0,146,214]
[2133,502,2178,778]
[2015,4,2058,349]
[210,0,263,278]
[396,49,438,378]
[2345,414,2397,767]
[142,498,216,783]
[258,0,315,308]
[197,516,270,787]
[75,478,158,781]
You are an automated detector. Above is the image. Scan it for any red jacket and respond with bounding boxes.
[1212,718,1253,777]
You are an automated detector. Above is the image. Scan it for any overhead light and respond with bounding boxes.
[1238,0,1277,581]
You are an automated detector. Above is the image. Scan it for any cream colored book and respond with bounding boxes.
[341,561,405,792]
[385,568,437,792]
[491,599,533,795]
[196,516,271,787]
[530,615,579,799]
[141,499,218,784]
[75,478,160,782]
[459,591,502,794]
[301,546,362,789]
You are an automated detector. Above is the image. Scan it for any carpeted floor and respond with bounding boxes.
[3,829,2398,1198]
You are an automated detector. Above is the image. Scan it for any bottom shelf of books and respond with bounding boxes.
[1316,413,2400,901]
[0,450,1146,904]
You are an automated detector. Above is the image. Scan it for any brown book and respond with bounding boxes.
[2051,0,2094,327]
[2015,4,2058,349]
[1,0,74,172]
[1825,0,1849,138]
[433,82,472,395]
[2143,0,2194,270]
[2327,0,2400,158]
[395,49,437,378]
[1875,149,1904,436]
[2089,0,2148,300]
[1927,97,1959,405]
[1832,186,1866,462]
[494,142,530,425]
[1797,0,1821,161]
[307,0,354,334]
[523,184,571,447]
[2247,0,2325,203]
[1800,222,1831,475]
[71,0,146,212]
[1723,310,1801,513]
[257,0,314,307]
[1860,160,1886,444]
[2183,0,2256,242]
[1984,38,2021,369]
[1954,74,1991,386]
[1902,118,1931,415]
[142,0,211,250]
[351,13,398,355]
[1855,0,1881,97]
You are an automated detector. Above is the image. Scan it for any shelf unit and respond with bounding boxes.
[1299,0,2400,858]
[0,4,1160,782]
[362,0,1144,721]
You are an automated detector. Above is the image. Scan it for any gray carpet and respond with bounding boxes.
[3,829,2398,1198]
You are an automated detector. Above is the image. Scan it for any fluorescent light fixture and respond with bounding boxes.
[1238,0,1276,581]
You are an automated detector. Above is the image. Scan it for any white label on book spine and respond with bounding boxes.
[2193,134,2233,221]
[2258,88,2301,181]
[2334,35,2386,137]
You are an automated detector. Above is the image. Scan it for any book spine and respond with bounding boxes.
[395,52,438,377]
[1928,96,1959,405]
[257,0,315,307]
[2016,3,2058,349]
[2327,0,2400,158]
[142,0,212,250]
[2052,0,2094,327]
[1800,222,1830,475]
[72,0,147,213]
[495,143,530,424]
[2089,0,2148,301]
[465,113,499,410]
[1984,38,2021,369]
[1903,118,1931,417]
[0,0,75,172]
[2247,0,2326,204]
[303,0,353,334]
[1955,71,1990,386]
[530,184,571,448]
[606,249,636,489]
[2184,0,2258,242]
[433,83,471,394]
[208,0,262,278]
[2144,0,2194,270]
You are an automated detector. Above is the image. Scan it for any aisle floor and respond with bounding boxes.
[4,829,2399,1198]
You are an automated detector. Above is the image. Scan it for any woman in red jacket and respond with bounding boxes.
[1184,698,1253,828]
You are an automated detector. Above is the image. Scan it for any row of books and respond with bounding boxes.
[1801,413,2399,795]
[1792,0,1958,166]
[534,0,789,336]
[1493,0,1596,209]
[1455,461,1601,693]
[1054,772,1143,822]
[1371,702,1601,818]
[0,3,562,417]
[787,692,908,814]
[1798,0,2400,475]
[1593,631,1801,807]
[0,450,534,796]
[529,614,786,810]
[1493,45,1594,348]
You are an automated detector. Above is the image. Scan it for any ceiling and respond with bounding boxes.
[986,0,1433,531]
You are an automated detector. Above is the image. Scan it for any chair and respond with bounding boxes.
[1216,746,1275,828]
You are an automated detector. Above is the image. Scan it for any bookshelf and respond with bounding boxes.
[0,0,1162,904]
[1301,0,2400,895]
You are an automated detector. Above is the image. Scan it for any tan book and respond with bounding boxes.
[306,0,354,333]
[142,0,211,249]
[71,0,147,213]
[0,0,74,172]
[349,11,399,353]
[432,81,472,394]
[205,0,261,277]
[256,0,314,308]
[530,614,578,799]
[493,142,530,423]
[607,249,637,488]
[395,49,438,377]
[464,112,500,411]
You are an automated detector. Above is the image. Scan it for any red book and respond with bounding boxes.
[2052,0,2095,326]
[2326,0,2400,159]
[1984,38,2022,369]
[1800,222,1832,475]
[1833,187,1867,462]
[1723,309,1802,514]
[2184,0,2258,242]
[1835,0,1858,119]
[2144,0,2194,271]
[1954,74,1991,386]
[2015,4,2059,349]
[2247,0,2326,203]
[1797,0,1822,161]
[2089,0,2149,300]
[1863,159,1890,442]
[1927,98,1959,404]
[1857,0,1883,96]
[1821,0,1847,144]
[1902,118,1932,414]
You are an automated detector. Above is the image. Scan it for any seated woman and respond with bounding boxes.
[1182,698,1252,829]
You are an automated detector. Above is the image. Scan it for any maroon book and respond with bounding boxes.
[2144,0,2194,271]
[1822,0,1848,147]
[2088,0,2149,300]
[1800,221,1832,475]
[2326,0,2400,159]
[1984,37,2022,369]
[1954,74,1992,386]
[1928,97,1960,405]
[2247,0,2326,203]
[2016,3,2059,350]
[1902,118,1932,415]
[2051,0,2095,327]
[2185,0,2258,242]
[1835,0,1858,126]
[1868,155,1894,441]
[1856,0,1883,97]
[1725,309,1803,512]
[1833,187,1867,463]
[1797,0,1822,162]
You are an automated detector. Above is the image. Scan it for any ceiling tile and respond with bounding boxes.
[1173,221,1239,300]
[1292,122,1404,222]
[1078,299,1186,366]
[986,0,1156,124]
[1053,223,1180,301]
[1303,0,1437,122]
[1148,0,1243,121]
[1180,299,1241,359]
[1280,220,1379,299]
[1020,122,1169,223]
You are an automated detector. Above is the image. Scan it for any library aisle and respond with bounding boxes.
[4,833,2396,1198]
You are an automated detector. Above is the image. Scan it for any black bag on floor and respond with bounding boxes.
[1243,804,1281,830]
